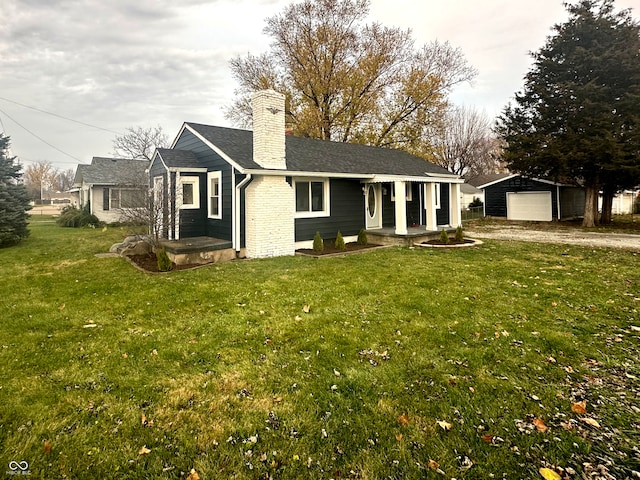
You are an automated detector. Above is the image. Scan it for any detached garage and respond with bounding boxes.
[468,174,585,221]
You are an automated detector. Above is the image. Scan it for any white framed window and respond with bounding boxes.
[207,171,222,219]
[105,188,145,210]
[179,176,200,209]
[390,183,413,201]
[294,178,330,218]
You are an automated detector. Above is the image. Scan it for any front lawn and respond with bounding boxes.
[0,217,638,479]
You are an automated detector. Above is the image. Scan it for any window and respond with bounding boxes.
[105,188,145,210]
[179,176,200,209]
[294,178,329,217]
[390,183,413,201]
[207,171,222,219]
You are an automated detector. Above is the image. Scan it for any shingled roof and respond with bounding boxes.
[154,148,199,169]
[74,157,149,186]
[185,123,455,178]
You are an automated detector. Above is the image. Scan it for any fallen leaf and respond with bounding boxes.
[59,304,65,310]
[427,459,440,470]
[43,440,52,454]
[138,445,151,455]
[397,414,409,426]
[581,417,600,428]
[481,434,494,443]
[539,467,561,480]
[395,433,403,441]
[469,386,475,393]
[151,349,158,356]
[571,400,587,414]
[547,356,556,363]
[186,468,200,480]
[273,396,283,403]
[533,418,549,433]
[437,420,452,431]
[121,353,128,359]
[303,305,311,313]
[333,369,341,377]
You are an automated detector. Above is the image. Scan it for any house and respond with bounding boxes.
[72,157,149,223]
[599,189,640,215]
[469,173,585,221]
[148,90,463,261]
[460,183,484,209]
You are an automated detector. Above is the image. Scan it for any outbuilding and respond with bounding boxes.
[468,173,585,221]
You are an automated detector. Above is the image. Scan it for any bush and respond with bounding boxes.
[334,231,346,251]
[469,197,484,208]
[454,225,464,242]
[313,231,324,252]
[57,204,101,228]
[357,229,368,245]
[439,228,450,244]
[156,247,173,272]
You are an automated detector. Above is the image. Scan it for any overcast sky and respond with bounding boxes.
[0,0,638,170]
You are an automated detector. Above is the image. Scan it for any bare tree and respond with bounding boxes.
[430,105,502,178]
[23,161,56,201]
[52,168,75,192]
[226,0,476,159]
[112,126,169,161]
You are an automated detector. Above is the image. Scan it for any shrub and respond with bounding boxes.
[469,197,484,208]
[313,231,324,252]
[156,247,173,272]
[454,225,464,242]
[57,204,101,228]
[357,229,368,245]
[334,231,346,251]
[439,228,450,244]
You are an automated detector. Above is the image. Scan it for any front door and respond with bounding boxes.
[365,183,382,229]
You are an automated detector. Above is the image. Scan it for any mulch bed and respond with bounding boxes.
[421,239,476,246]
[296,242,381,256]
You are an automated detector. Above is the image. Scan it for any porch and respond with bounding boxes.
[159,236,235,266]
[365,226,456,247]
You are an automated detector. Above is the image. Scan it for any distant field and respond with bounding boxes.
[0,216,638,479]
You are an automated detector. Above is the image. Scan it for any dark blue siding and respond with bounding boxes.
[295,179,364,242]
[174,130,233,240]
[484,177,559,219]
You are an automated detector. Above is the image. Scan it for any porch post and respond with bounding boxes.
[394,181,408,235]
[450,183,461,227]
[425,183,437,231]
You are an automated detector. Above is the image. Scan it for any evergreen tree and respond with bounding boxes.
[496,0,640,227]
[0,134,31,247]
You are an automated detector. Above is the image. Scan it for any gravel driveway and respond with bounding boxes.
[465,224,640,251]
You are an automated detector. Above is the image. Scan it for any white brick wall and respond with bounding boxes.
[251,90,286,170]
[245,176,295,258]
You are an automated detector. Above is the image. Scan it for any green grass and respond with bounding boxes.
[1,216,639,479]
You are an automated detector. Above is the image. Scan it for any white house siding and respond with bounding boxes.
[245,176,295,258]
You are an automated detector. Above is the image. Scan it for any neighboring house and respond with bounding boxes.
[149,89,463,259]
[599,189,640,215]
[73,157,149,223]
[469,173,585,221]
[460,183,484,209]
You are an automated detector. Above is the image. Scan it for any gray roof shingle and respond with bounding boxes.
[155,148,200,169]
[186,123,454,178]
[75,157,149,186]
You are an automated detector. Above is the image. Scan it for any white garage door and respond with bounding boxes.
[507,191,552,221]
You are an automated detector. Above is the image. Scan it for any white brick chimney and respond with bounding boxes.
[251,90,286,170]
[245,89,294,258]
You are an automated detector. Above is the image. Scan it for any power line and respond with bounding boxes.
[0,108,85,163]
[0,96,121,135]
